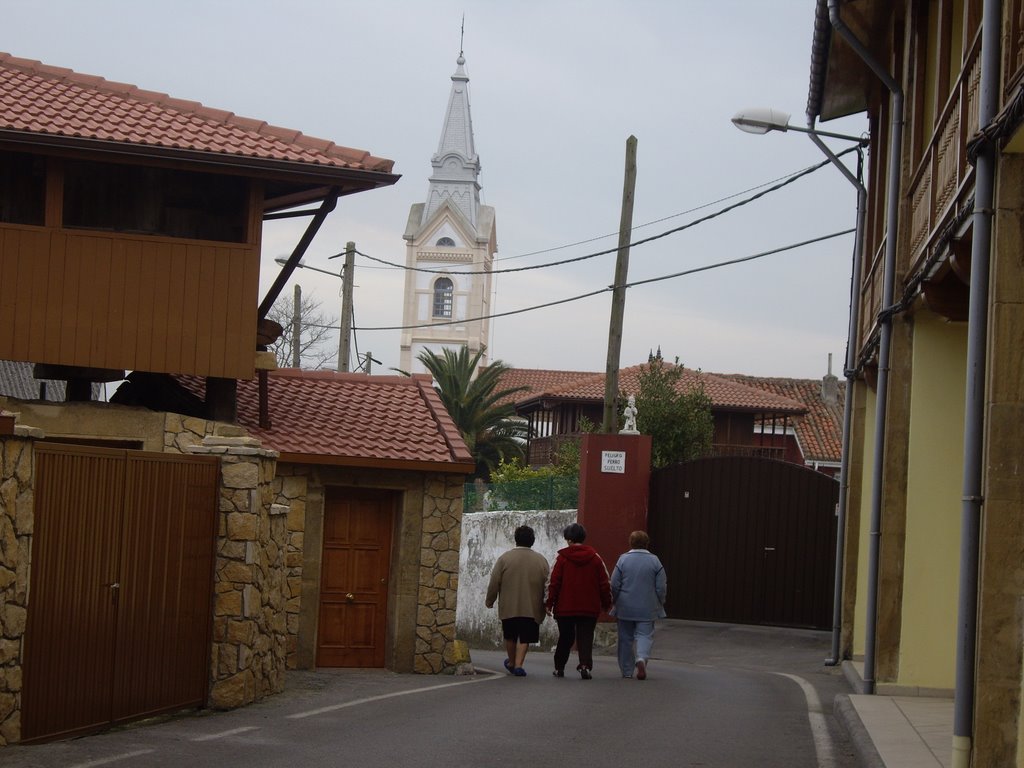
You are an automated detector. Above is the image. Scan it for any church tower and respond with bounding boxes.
[399,49,496,374]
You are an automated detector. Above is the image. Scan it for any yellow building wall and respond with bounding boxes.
[853,388,876,658]
[898,312,966,689]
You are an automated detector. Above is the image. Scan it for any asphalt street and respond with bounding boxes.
[2,621,859,768]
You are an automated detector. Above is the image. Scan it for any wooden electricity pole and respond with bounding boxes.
[602,136,638,433]
[338,241,355,372]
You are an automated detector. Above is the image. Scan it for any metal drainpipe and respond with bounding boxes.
[828,0,904,695]
[806,120,866,666]
[953,1,1000,764]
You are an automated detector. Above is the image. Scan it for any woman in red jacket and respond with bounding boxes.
[545,522,612,679]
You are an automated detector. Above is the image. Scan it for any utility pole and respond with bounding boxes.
[338,241,355,372]
[602,136,638,433]
[291,284,301,368]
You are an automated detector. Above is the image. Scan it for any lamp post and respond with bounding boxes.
[733,107,866,668]
[731,108,868,145]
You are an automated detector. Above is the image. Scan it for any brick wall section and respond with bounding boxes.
[187,434,286,709]
[415,475,465,673]
[0,433,36,746]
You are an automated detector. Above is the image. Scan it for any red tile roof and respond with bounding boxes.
[715,373,845,463]
[512,363,807,414]
[0,52,395,175]
[181,370,473,473]
[492,367,600,407]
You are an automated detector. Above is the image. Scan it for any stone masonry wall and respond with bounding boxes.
[187,431,286,709]
[415,474,466,673]
[269,466,307,669]
[0,433,35,746]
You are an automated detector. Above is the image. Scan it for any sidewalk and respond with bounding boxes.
[836,660,954,768]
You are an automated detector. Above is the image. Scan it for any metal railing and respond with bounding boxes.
[464,476,579,512]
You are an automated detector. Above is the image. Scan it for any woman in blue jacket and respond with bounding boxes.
[610,530,667,680]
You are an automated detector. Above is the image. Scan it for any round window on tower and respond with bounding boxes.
[436,237,456,247]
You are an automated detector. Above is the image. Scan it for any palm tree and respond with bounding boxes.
[417,346,528,478]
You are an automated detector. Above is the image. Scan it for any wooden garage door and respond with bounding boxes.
[317,488,395,667]
[21,443,219,742]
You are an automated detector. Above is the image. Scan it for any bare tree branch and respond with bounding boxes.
[267,294,340,370]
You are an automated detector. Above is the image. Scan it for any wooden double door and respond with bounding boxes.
[317,488,396,667]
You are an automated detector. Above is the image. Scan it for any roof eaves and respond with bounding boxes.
[0,128,400,188]
[414,375,474,465]
[275,451,476,475]
[807,0,833,120]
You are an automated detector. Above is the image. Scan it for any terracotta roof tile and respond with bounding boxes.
[715,373,846,463]
[490,367,601,407]
[0,52,395,174]
[511,363,807,414]
[179,370,473,472]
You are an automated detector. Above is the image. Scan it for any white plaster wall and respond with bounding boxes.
[456,509,577,651]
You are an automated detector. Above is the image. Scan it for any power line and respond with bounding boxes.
[354,228,854,332]
[352,146,857,277]
[320,147,860,275]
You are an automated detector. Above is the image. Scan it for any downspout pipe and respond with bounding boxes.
[828,0,904,696]
[953,1,1000,764]
[807,120,866,667]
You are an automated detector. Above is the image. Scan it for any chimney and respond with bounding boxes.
[821,353,839,405]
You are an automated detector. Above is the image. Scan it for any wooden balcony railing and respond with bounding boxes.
[1007,0,1024,93]
[906,32,981,268]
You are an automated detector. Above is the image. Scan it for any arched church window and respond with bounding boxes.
[432,277,454,318]
[436,236,456,247]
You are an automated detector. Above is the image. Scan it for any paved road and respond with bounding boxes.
[3,621,859,768]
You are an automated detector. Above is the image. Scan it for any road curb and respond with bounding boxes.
[834,693,885,768]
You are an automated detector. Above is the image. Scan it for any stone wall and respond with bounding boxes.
[456,509,577,651]
[0,433,35,746]
[415,475,468,673]
[187,432,285,709]
[271,468,308,669]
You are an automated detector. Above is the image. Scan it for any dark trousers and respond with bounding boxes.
[554,616,597,671]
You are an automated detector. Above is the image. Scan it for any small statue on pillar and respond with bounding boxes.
[620,395,639,435]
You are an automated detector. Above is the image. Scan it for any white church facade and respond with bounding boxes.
[399,51,496,375]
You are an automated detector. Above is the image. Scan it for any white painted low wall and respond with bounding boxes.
[456,509,577,650]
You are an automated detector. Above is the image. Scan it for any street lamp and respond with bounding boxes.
[733,106,866,668]
[731,107,868,145]
[273,256,344,280]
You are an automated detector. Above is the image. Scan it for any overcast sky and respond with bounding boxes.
[5,0,868,379]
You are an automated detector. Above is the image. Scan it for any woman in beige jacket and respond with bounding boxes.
[485,525,550,676]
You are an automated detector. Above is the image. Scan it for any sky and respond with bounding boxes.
[4,0,869,379]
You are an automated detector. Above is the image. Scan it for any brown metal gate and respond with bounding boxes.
[21,443,220,742]
[648,456,838,630]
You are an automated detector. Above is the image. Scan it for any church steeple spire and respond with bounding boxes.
[423,49,482,227]
[399,39,496,376]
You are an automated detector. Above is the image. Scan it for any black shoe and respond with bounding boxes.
[552,669,564,678]
[579,667,592,680]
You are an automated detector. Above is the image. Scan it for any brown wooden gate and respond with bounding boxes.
[648,456,838,630]
[21,443,220,742]
[317,487,395,667]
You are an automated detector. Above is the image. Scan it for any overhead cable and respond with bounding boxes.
[354,228,855,332]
